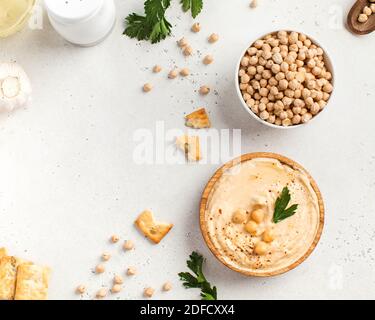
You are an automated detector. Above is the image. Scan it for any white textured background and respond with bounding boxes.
[0,0,374,300]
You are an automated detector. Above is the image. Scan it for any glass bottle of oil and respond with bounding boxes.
[0,0,36,38]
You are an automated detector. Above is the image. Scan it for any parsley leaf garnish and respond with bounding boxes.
[124,0,172,44]
[273,186,299,224]
[179,251,217,300]
[124,0,204,43]
[180,0,203,18]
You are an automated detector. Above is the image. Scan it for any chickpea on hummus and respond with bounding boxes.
[204,157,322,276]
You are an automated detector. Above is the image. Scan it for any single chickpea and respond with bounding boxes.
[102,252,111,261]
[76,285,86,295]
[247,47,257,56]
[267,115,276,124]
[241,74,251,84]
[144,287,155,298]
[241,56,250,67]
[292,114,302,125]
[363,6,372,16]
[199,85,211,95]
[254,39,264,49]
[232,209,247,224]
[95,264,105,274]
[260,110,270,120]
[250,0,258,8]
[183,45,193,56]
[110,235,119,243]
[96,288,107,299]
[168,69,178,79]
[180,68,190,77]
[163,282,172,292]
[282,118,292,126]
[111,284,122,294]
[191,22,201,33]
[153,65,162,73]
[245,221,258,235]
[143,83,153,92]
[251,209,264,223]
[178,37,188,48]
[203,55,214,65]
[272,52,283,64]
[114,275,124,285]
[371,4,375,13]
[279,79,289,90]
[208,33,219,43]
[302,112,313,123]
[310,103,320,115]
[263,229,275,243]
[127,267,137,276]
[254,241,268,255]
[123,240,134,251]
[323,83,333,93]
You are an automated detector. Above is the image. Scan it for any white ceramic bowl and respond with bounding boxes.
[235,30,335,129]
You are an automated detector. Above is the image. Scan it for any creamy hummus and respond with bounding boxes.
[205,158,321,275]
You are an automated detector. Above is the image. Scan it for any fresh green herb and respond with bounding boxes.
[273,186,299,224]
[180,0,203,18]
[124,0,203,43]
[124,0,172,44]
[179,251,217,300]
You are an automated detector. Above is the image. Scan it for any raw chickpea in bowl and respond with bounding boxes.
[236,31,334,129]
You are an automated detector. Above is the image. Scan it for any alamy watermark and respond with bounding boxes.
[132,121,242,165]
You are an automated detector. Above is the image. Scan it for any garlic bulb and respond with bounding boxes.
[0,62,32,111]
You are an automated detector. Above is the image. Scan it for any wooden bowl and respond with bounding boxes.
[347,0,375,35]
[199,152,325,277]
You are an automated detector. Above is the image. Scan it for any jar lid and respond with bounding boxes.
[44,0,103,23]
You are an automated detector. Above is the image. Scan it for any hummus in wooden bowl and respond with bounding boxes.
[200,153,324,277]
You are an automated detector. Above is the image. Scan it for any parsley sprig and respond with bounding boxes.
[124,0,203,43]
[180,0,203,18]
[179,251,217,300]
[273,186,299,224]
[124,0,172,44]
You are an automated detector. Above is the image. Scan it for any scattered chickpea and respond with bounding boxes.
[263,229,275,243]
[168,69,178,79]
[114,275,124,285]
[110,235,119,243]
[163,282,172,292]
[203,55,214,65]
[96,288,107,299]
[123,240,134,251]
[143,83,153,92]
[178,37,188,48]
[144,287,155,298]
[95,264,105,274]
[111,284,122,294]
[76,285,86,295]
[208,33,219,43]
[191,23,201,33]
[153,65,162,73]
[251,209,264,223]
[244,221,258,235]
[199,85,211,95]
[250,0,258,9]
[102,252,111,261]
[254,241,268,255]
[183,45,193,56]
[232,209,247,224]
[127,267,137,276]
[180,68,190,77]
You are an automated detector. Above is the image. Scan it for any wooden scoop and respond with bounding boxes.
[347,0,375,35]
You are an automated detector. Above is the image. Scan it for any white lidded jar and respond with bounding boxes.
[44,0,116,46]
